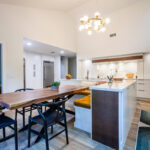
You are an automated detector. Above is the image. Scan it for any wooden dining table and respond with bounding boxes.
[0,85,89,110]
[0,85,89,143]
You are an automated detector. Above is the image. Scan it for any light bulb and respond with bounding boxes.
[83,16,88,22]
[94,12,100,18]
[100,27,106,32]
[94,25,99,31]
[85,24,89,29]
[94,20,101,26]
[88,30,92,35]
[105,18,110,24]
[80,17,84,21]
[79,25,84,31]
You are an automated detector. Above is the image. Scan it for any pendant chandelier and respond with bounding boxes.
[79,12,110,35]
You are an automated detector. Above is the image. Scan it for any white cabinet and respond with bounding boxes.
[137,79,150,99]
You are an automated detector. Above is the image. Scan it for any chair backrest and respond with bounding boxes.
[140,110,150,125]
[15,88,34,92]
[0,105,5,116]
[31,95,72,122]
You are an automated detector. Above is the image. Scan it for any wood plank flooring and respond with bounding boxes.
[124,99,150,150]
[1,98,149,150]
[123,108,141,150]
[0,109,113,150]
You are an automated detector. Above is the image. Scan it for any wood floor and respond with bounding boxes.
[124,108,141,150]
[1,98,149,150]
[124,99,150,150]
[0,109,113,150]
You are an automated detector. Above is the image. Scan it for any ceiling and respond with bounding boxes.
[24,38,76,57]
[0,0,140,12]
[0,0,89,11]
[71,0,140,16]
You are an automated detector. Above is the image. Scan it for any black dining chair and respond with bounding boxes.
[15,88,36,128]
[15,88,52,129]
[0,106,18,150]
[28,96,70,150]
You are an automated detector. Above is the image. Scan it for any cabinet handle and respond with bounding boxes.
[138,83,144,85]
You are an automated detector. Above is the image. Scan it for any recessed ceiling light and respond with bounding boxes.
[26,42,32,46]
[60,50,64,54]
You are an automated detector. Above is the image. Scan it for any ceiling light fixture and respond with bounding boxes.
[26,42,32,46]
[79,12,110,35]
[60,50,64,54]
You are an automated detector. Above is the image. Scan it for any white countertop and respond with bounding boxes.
[90,80,136,92]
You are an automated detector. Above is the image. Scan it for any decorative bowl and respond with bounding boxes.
[126,73,134,79]
[65,74,72,80]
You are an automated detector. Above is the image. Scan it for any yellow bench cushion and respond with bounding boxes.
[77,90,91,95]
[74,95,91,109]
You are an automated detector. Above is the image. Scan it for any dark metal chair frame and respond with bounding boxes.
[28,96,71,150]
[0,107,18,150]
[15,88,43,129]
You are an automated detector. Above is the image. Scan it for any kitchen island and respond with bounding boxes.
[90,80,136,150]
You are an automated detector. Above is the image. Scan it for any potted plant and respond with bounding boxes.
[50,81,60,90]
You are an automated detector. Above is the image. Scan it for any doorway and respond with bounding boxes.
[43,61,54,88]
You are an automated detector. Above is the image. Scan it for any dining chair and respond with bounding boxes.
[15,88,50,129]
[0,106,18,150]
[15,88,36,128]
[28,96,70,150]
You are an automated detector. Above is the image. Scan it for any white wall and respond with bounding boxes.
[68,57,77,79]
[144,53,150,79]
[72,0,150,59]
[24,51,60,89]
[0,4,76,93]
[61,56,68,79]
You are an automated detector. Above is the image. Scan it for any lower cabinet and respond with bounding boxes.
[137,79,150,99]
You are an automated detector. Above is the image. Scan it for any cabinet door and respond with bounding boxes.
[92,90,119,150]
[137,80,150,98]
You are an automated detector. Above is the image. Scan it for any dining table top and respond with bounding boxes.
[0,85,89,110]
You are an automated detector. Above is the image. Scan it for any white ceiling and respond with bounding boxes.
[71,0,140,16]
[24,38,76,57]
[0,0,139,12]
[0,0,89,11]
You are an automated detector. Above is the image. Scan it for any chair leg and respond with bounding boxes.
[22,107,25,128]
[51,125,53,134]
[15,109,18,121]
[64,114,69,144]
[44,125,49,150]
[28,119,31,147]
[40,107,43,113]
[3,128,5,138]
[14,121,18,150]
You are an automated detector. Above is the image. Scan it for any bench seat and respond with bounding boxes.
[77,90,91,95]
[74,95,91,109]
[74,95,91,133]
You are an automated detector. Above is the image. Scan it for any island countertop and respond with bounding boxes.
[90,80,136,92]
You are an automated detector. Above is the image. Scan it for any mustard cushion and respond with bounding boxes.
[74,95,91,109]
[77,90,91,95]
